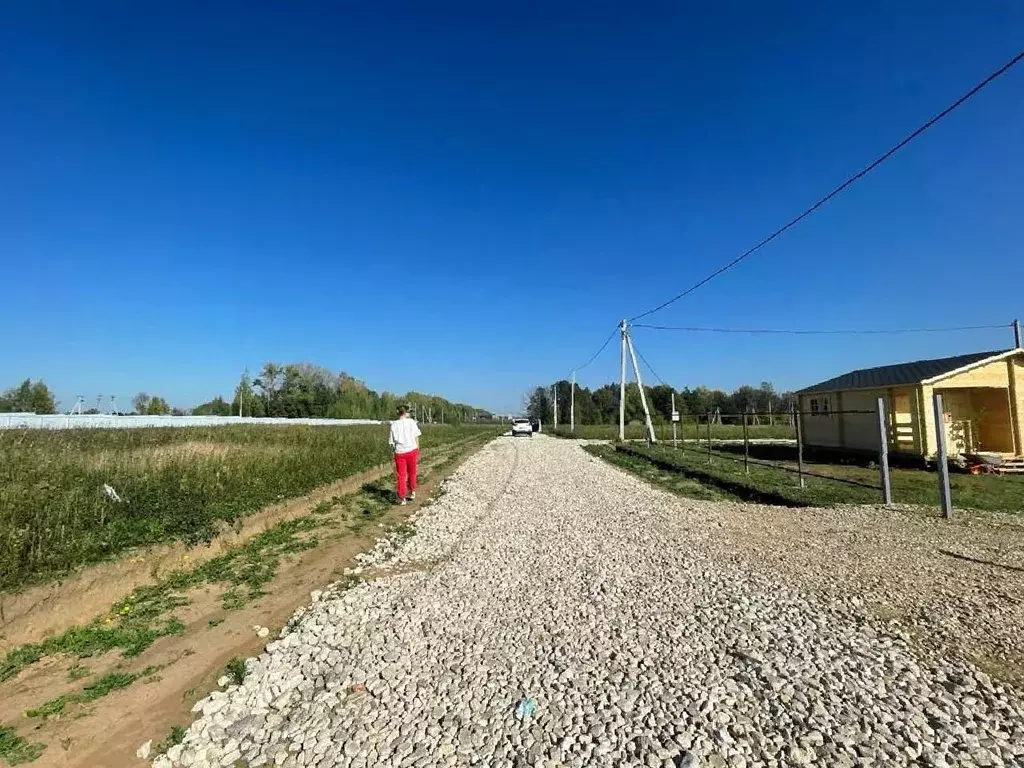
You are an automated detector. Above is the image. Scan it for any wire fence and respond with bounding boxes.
[657,408,887,498]
[608,394,1020,516]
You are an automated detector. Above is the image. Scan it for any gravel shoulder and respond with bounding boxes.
[160,436,1024,768]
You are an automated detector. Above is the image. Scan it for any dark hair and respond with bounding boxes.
[397,404,411,415]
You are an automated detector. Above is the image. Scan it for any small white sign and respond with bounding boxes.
[671,411,680,422]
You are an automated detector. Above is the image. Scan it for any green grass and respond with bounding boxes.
[0,424,496,590]
[0,725,44,765]
[554,422,796,441]
[585,445,726,501]
[26,666,160,719]
[156,725,186,754]
[65,665,92,682]
[0,429,496,685]
[597,443,1024,513]
[224,657,247,686]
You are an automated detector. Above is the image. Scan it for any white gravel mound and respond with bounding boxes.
[155,436,1024,768]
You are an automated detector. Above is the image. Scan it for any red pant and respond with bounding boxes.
[394,449,419,499]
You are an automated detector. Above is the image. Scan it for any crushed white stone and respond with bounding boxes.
[153,437,1024,768]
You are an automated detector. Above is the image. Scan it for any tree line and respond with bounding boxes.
[526,380,795,426]
[195,362,492,422]
[2,362,492,422]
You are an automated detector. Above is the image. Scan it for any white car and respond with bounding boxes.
[511,418,533,437]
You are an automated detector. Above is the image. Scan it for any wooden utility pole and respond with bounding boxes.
[619,319,627,441]
[625,332,657,443]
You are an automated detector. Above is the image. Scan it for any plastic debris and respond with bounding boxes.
[514,697,537,719]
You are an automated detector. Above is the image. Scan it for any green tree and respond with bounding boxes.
[254,362,282,415]
[525,387,552,425]
[0,379,57,413]
[147,396,172,415]
[132,392,151,415]
[233,369,255,417]
[192,396,232,416]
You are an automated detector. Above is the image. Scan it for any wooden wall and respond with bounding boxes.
[1011,357,1024,454]
[841,389,886,452]
[798,393,841,447]
[933,361,1010,389]
[799,387,917,453]
[800,353,1024,458]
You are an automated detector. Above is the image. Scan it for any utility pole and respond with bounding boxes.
[1015,318,1022,349]
[570,370,576,433]
[619,319,627,441]
[671,391,678,448]
[553,384,558,430]
[625,332,657,443]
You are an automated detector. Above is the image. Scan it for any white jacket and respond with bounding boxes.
[389,417,421,454]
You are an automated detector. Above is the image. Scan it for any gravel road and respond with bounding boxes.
[156,436,1024,768]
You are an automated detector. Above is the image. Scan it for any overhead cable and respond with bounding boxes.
[628,49,1024,322]
[631,322,1011,335]
[572,324,620,374]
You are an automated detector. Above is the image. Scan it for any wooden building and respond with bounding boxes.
[796,348,1024,460]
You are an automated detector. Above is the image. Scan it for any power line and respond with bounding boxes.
[633,344,667,386]
[629,49,1024,323]
[572,324,620,374]
[632,322,1011,335]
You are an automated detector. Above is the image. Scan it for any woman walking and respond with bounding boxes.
[389,404,422,505]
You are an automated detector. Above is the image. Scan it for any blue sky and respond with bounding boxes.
[2,2,1022,414]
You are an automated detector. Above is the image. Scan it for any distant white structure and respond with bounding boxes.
[0,414,384,430]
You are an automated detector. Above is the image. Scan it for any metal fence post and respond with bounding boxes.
[742,412,750,474]
[706,412,713,464]
[794,407,806,489]
[876,397,892,506]
[933,392,953,519]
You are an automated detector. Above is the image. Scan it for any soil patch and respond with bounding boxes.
[0,435,490,768]
[0,464,389,647]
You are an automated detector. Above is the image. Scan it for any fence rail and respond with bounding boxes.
[0,414,385,430]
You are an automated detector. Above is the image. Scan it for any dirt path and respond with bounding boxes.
[0,434,491,768]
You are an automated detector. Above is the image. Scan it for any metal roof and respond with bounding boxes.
[797,349,1014,395]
